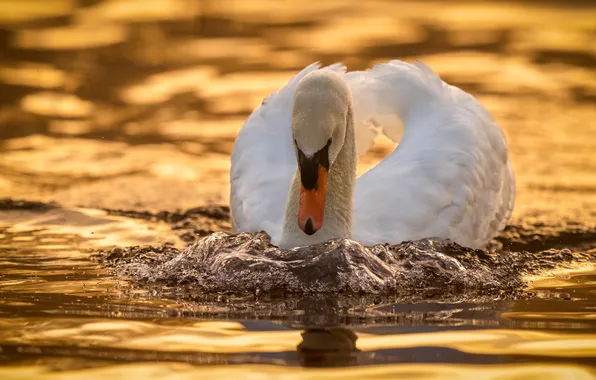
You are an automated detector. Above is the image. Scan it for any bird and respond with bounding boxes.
[229,60,515,250]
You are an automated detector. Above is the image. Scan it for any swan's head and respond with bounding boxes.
[292,69,351,235]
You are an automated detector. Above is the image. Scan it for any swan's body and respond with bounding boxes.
[230,60,515,249]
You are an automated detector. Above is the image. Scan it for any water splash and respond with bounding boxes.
[96,231,595,299]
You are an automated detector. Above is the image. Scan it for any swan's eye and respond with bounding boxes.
[319,139,331,170]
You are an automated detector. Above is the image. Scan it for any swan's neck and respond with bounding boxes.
[278,105,357,249]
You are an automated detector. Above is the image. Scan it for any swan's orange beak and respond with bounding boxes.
[296,137,332,236]
[298,165,327,235]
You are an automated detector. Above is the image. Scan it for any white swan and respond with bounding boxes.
[230,60,515,249]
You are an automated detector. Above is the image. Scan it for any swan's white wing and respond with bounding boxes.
[230,63,346,241]
[352,61,515,248]
[345,71,403,150]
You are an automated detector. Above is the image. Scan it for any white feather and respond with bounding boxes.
[230,60,515,248]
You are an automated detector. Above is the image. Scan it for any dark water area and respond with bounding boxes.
[1,0,596,379]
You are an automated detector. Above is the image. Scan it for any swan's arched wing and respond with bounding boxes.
[352,61,515,248]
[345,71,403,152]
[230,63,346,241]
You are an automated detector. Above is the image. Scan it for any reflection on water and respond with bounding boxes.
[1,0,595,215]
[1,317,595,362]
[1,317,596,378]
[1,204,596,377]
[2,362,595,380]
[1,0,596,378]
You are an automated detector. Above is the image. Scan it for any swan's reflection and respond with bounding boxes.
[289,296,361,366]
[297,328,360,367]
